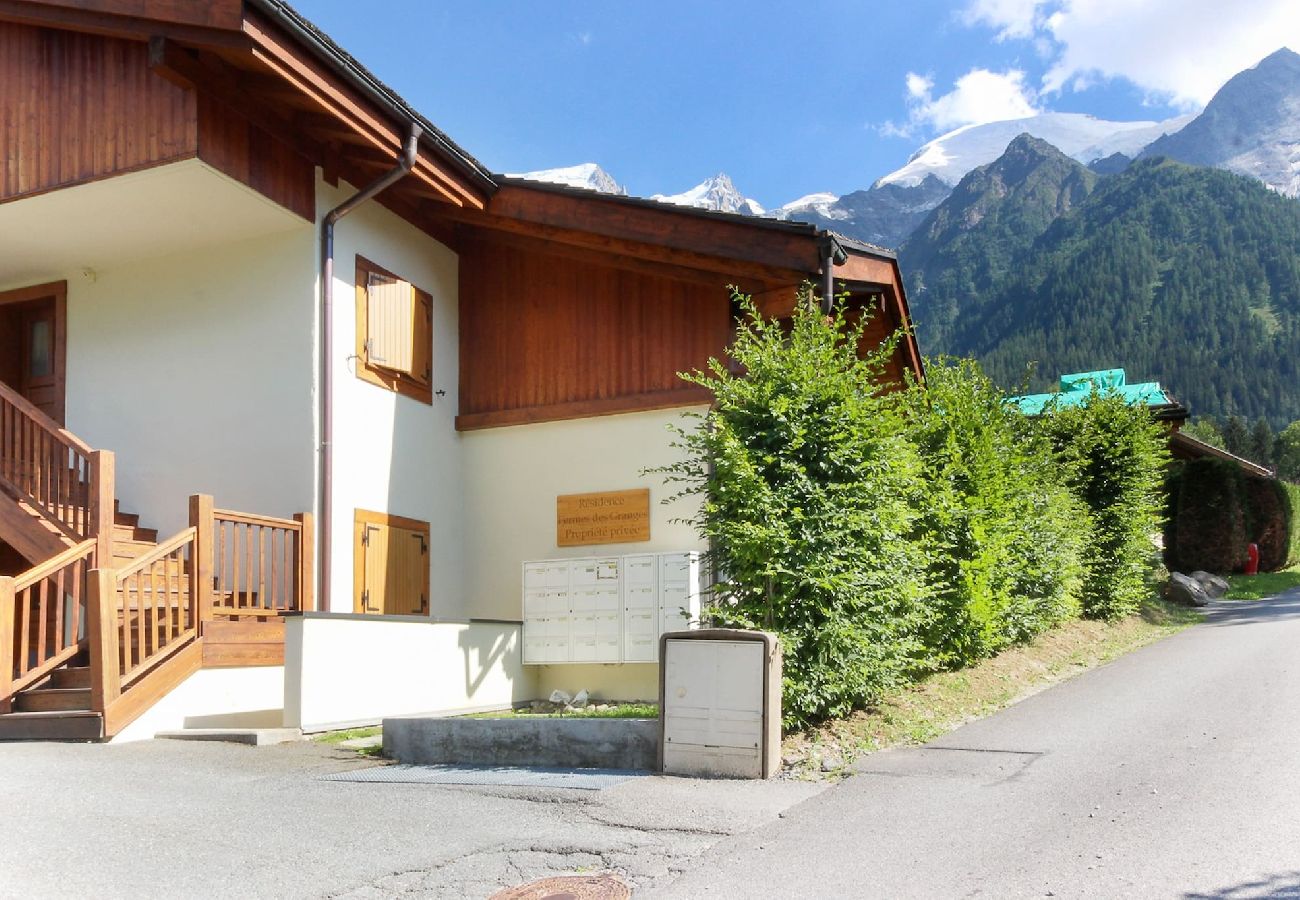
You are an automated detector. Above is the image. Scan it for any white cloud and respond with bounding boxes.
[887,68,1040,137]
[963,0,1300,108]
[962,0,1048,40]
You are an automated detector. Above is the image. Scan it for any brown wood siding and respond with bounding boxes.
[196,95,315,220]
[29,0,243,31]
[458,239,729,429]
[0,22,196,202]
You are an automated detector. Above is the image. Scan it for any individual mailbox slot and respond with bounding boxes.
[660,605,693,634]
[545,639,571,663]
[623,554,656,584]
[595,612,621,638]
[570,588,597,614]
[523,590,548,617]
[570,613,597,637]
[523,564,551,590]
[571,637,599,662]
[624,634,656,663]
[522,617,547,665]
[546,591,571,615]
[571,557,618,585]
[624,583,656,610]
[593,587,620,612]
[596,637,621,662]
[544,563,570,588]
[658,552,694,585]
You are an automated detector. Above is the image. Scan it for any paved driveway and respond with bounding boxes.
[0,736,820,898]
[651,592,1300,899]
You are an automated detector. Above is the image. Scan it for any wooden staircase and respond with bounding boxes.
[0,380,314,741]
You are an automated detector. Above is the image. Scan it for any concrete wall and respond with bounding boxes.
[61,226,316,539]
[283,613,534,732]
[111,666,286,743]
[320,178,465,615]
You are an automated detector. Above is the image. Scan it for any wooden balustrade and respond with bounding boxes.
[110,528,198,688]
[195,500,314,618]
[0,539,95,709]
[0,381,113,554]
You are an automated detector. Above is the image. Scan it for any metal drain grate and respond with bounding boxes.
[320,764,648,790]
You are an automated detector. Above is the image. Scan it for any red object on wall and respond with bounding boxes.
[1246,543,1260,576]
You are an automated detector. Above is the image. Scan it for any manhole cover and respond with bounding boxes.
[490,874,631,900]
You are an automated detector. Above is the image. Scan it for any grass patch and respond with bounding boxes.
[469,703,658,720]
[313,726,381,744]
[1226,566,1300,601]
[782,597,1201,779]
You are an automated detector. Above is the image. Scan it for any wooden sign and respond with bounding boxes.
[557,488,651,546]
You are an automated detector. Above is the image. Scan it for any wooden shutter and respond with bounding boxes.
[354,510,430,615]
[410,290,433,387]
[383,525,428,615]
[366,273,415,376]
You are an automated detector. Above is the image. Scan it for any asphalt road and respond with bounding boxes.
[651,591,1300,899]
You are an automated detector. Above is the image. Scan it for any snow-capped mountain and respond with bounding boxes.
[877,112,1193,190]
[652,173,765,215]
[771,176,951,250]
[1140,47,1300,197]
[509,163,626,195]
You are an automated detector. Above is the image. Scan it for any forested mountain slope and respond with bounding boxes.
[901,147,1300,424]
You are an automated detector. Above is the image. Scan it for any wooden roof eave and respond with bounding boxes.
[0,0,250,48]
[238,10,488,211]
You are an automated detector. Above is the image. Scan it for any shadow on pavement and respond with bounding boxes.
[1183,869,1300,898]
[1202,590,1300,628]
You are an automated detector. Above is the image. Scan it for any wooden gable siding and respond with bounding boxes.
[0,22,313,218]
[195,94,314,220]
[27,0,243,31]
[0,22,196,201]
[456,238,727,430]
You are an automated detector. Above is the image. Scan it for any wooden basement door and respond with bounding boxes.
[0,282,67,423]
[353,509,430,615]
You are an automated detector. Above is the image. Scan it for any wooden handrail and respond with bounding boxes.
[14,539,96,591]
[0,380,113,560]
[0,379,93,456]
[213,509,304,530]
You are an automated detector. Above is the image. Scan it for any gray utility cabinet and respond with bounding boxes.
[522,552,701,666]
[660,629,782,779]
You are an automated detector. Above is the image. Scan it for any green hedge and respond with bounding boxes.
[1165,457,1299,573]
[660,290,1172,729]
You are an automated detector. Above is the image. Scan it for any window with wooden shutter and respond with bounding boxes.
[355,256,433,403]
[354,509,430,616]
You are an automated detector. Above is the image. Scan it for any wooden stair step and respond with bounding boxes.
[112,538,161,561]
[50,666,91,689]
[112,522,159,543]
[14,687,92,713]
[0,710,103,741]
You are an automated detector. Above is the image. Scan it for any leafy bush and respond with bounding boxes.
[660,289,1172,728]
[1282,481,1300,568]
[904,358,1085,666]
[1038,392,1170,619]
[1172,458,1247,573]
[657,290,932,729]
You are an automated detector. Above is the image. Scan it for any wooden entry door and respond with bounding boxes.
[0,282,66,423]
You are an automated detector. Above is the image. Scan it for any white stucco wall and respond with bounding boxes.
[460,406,707,622]
[62,225,317,538]
[321,179,464,616]
[110,665,286,743]
[283,614,533,731]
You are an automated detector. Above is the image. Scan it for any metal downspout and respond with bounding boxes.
[318,124,421,612]
[819,234,848,314]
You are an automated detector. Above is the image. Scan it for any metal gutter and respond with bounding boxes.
[318,125,421,613]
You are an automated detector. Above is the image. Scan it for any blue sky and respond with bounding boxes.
[290,0,1299,206]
